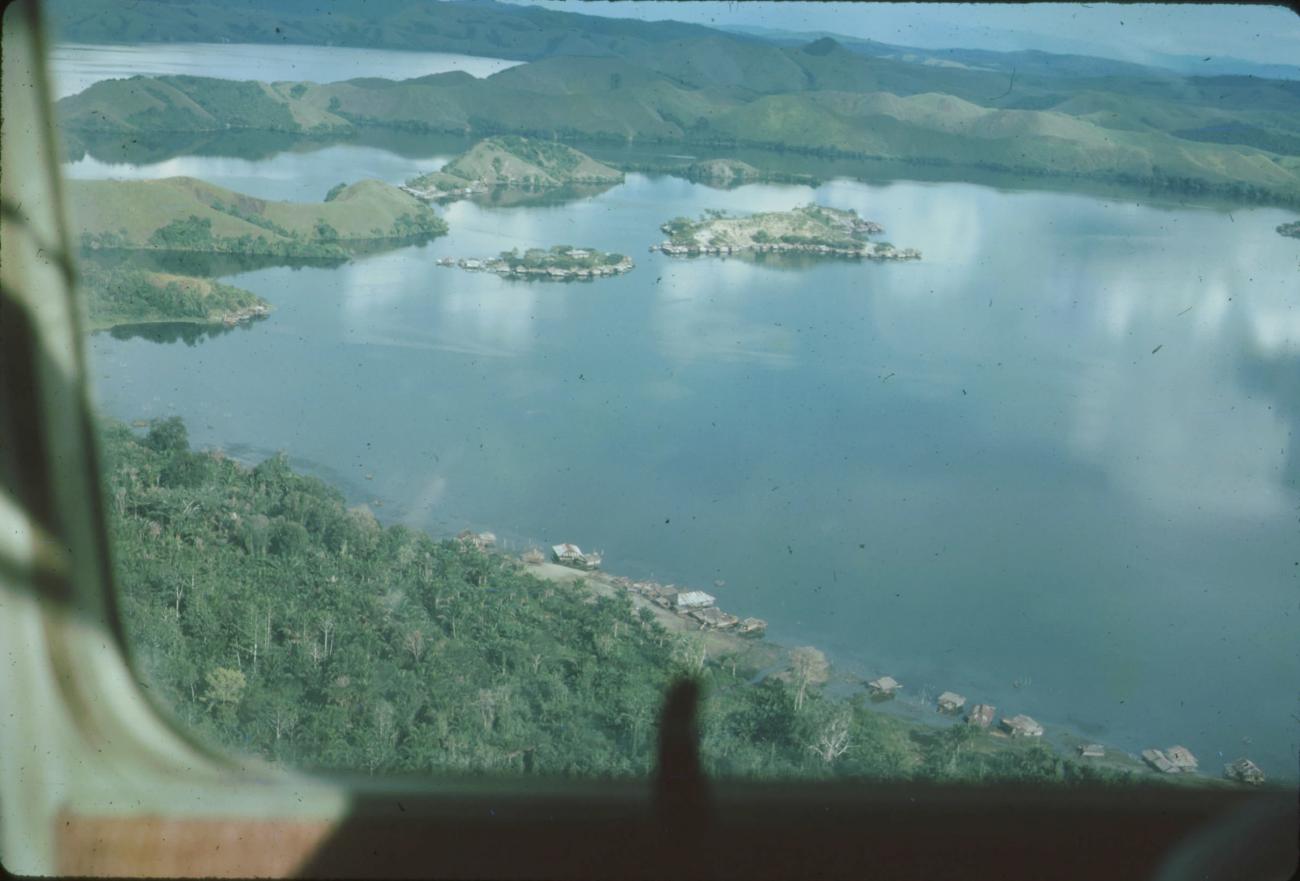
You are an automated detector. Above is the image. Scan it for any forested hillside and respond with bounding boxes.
[79,262,268,330]
[46,0,732,61]
[57,36,1300,205]
[102,418,1154,782]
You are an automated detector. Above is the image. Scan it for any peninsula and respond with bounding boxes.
[70,176,447,258]
[55,35,1300,208]
[653,204,920,260]
[404,136,623,202]
[437,245,633,280]
[80,263,269,332]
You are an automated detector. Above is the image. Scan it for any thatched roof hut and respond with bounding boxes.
[1079,744,1106,759]
[552,543,600,570]
[936,691,966,714]
[1224,758,1265,786]
[675,590,716,610]
[867,676,901,697]
[737,617,767,637]
[966,704,996,728]
[1142,749,1179,774]
[689,606,739,630]
[1165,745,1198,772]
[1000,714,1044,738]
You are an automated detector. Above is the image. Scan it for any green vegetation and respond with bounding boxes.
[48,0,724,62]
[69,177,447,257]
[55,32,1300,205]
[682,158,765,188]
[79,262,268,331]
[658,204,905,258]
[407,136,622,197]
[497,245,627,271]
[58,74,351,135]
[100,416,1169,784]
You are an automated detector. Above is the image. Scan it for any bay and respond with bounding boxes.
[83,156,1300,779]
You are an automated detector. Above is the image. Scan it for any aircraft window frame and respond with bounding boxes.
[0,2,1295,878]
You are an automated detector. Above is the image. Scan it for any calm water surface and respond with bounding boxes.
[59,37,1299,776]
[83,152,1300,778]
[51,42,518,98]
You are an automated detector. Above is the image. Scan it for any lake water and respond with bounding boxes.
[50,42,519,98]
[59,48,1300,782]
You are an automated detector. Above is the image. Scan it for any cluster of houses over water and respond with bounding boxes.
[861,676,1267,784]
[650,240,921,261]
[401,181,486,201]
[539,542,767,636]
[220,303,271,327]
[609,578,768,637]
[436,251,634,280]
[463,530,1266,786]
[864,676,1050,741]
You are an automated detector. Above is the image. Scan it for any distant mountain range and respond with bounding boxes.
[722,24,1300,83]
[48,0,1300,206]
[47,0,1300,83]
[44,0,748,61]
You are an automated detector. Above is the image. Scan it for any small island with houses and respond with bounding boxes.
[651,203,921,261]
[437,244,634,280]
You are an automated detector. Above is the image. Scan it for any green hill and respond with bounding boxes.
[79,262,268,331]
[96,414,1170,785]
[705,91,1300,200]
[57,75,352,135]
[407,135,622,196]
[46,0,734,62]
[69,177,447,257]
[682,158,766,187]
[56,39,1300,205]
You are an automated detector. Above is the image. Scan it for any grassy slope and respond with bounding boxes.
[59,75,352,134]
[55,37,1300,203]
[707,91,1300,193]
[46,0,732,61]
[68,177,446,252]
[410,135,622,191]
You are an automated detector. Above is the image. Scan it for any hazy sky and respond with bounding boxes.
[509,2,1300,68]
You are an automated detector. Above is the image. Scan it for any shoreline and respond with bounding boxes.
[515,552,1256,788]
[87,303,271,333]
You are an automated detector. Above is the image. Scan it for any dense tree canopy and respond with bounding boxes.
[101,418,1147,784]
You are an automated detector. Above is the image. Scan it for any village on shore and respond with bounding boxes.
[454,529,1269,787]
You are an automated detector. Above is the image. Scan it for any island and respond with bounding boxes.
[652,203,920,260]
[404,136,623,202]
[80,263,269,332]
[437,245,633,280]
[681,158,767,188]
[1278,220,1300,238]
[55,40,1300,208]
[70,176,447,259]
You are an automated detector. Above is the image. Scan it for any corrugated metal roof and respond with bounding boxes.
[675,591,716,608]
